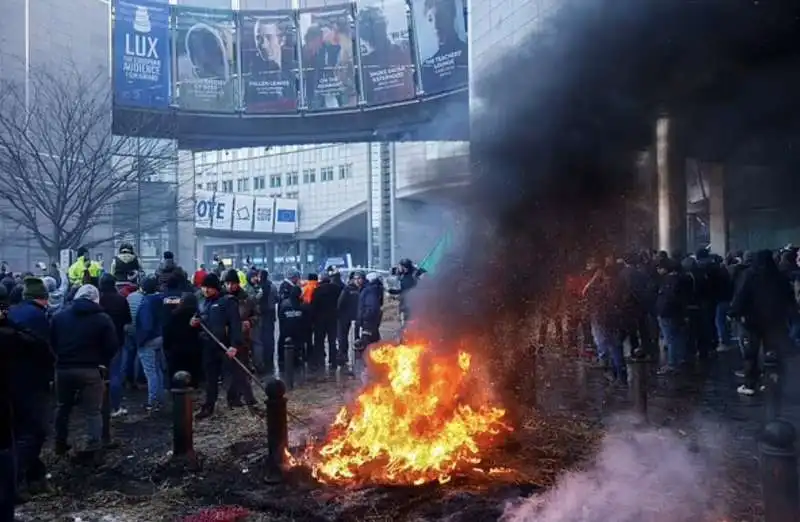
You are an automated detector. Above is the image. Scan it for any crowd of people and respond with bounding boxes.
[560,246,799,395]
[0,243,425,516]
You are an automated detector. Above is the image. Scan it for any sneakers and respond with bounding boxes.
[737,384,756,396]
[110,407,128,418]
[195,406,214,420]
[734,370,746,378]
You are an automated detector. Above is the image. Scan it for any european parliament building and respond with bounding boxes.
[0,0,563,272]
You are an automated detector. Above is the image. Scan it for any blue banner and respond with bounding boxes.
[113,0,171,108]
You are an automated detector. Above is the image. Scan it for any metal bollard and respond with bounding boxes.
[170,371,199,470]
[629,349,648,420]
[760,420,799,522]
[265,378,288,483]
[284,337,295,389]
[763,350,782,422]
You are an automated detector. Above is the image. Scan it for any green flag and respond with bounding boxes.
[419,230,453,276]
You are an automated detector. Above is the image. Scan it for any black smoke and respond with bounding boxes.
[411,0,800,399]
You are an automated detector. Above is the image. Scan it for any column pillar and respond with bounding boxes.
[655,116,687,256]
[707,163,728,255]
[298,239,307,275]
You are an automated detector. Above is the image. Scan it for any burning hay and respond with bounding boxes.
[299,342,513,486]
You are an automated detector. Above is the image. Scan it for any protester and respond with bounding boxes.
[110,243,141,282]
[98,274,132,418]
[135,276,166,412]
[312,273,342,369]
[51,284,117,460]
[257,269,278,374]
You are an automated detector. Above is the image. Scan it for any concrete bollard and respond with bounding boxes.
[170,371,199,470]
[763,350,782,422]
[265,378,288,483]
[760,420,799,522]
[629,349,649,420]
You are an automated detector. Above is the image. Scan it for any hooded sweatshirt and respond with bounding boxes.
[51,298,118,368]
[98,274,132,344]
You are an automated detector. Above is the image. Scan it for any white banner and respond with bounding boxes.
[232,195,255,232]
[194,190,216,230]
[212,193,235,231]
[273,198,298,234]
[252,197,275,233]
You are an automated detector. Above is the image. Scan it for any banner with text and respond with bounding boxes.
[241,10,299,113]
[410,0,468,96]
[273,197,298,234]
[174,6,238,111]
[113,0,171,108]
[232,195,255,231]
[252,197,274,233]
[357,0,415,105]
[211,193,235,230]
[298,5,358,111]
[194,190,216,229]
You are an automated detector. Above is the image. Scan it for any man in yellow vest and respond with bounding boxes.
[67,246,102,287]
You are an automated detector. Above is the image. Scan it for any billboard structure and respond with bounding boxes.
[111,0,468,113]
[194,191,297,234]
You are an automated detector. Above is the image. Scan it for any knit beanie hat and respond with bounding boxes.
[202,272,221,290]
[74,284,100,304]
[22,277,49,301]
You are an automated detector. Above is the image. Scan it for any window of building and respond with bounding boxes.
[206,182,218,191]
[286,171,299,186]
[320,166,334,182]
[338,163,352,179]
[236,177,250,192]
[269,174,282,188]
[254,176,266,190]
[196,183,203,190]
[222,180,233,192]
[302,168,316,183]
[285,191,299,199]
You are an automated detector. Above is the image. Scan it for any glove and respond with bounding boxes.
[242,320,251,331]
[226,347,238,359]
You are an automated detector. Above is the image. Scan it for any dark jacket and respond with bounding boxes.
[136,292,165,346]
[51,298,118,368]
[0,312,41,449]
[729,250,795,333]
[312,279,342,322]
[162,289,198,350]
[258,270,278,323]
[337,282,360,322]
[197,293,242,348]
[656,271,687,319]
[157,259,188,292]
[357,280,384,332]
[7,301,55,393]
[99,274,132,345]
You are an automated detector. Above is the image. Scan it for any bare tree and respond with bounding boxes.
[0,63,188,261]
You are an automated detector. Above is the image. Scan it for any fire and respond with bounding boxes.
[304,342,511,485]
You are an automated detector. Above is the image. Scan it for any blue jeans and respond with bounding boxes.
[121,332,139,384]
[658,316,686,367]
[0,449,15,521]
[591,320,626,380]
[109,348,124,411]
[138,337,165,406]
[715,301,731,346]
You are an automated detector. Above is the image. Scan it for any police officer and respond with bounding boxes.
[222,269,259,405]
[277,268,305,373]
[192,273,258,420]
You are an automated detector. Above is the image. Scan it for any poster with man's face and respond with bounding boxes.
[357,0,416,105]
[241,10,299,113]
[173,6,237,112]
[411,0,468,96]
[298,5,358,111]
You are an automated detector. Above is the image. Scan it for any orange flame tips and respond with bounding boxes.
[303,342,511,485]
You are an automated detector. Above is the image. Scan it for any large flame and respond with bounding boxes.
[304,342,511,485]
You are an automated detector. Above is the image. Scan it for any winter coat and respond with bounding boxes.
[110,251,141,281]
[258,270,278,323]
[51,298,118,368]
[655,272,687,319]
[357,280,384,332]
[312,280,342,323]
[99,274,132,345]
[197,293,243,348]
[729,251,795,334]
[67,255,102,286]
[7,301,55,393]
[136,293,165,346]
[337,282,360,322]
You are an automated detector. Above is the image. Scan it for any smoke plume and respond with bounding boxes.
[500,422,726,522]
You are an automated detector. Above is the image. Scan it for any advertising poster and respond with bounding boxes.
[232,195,256,231]
[211,193,235,230]
[298,5,358,111]
[252,197,274,233]
[113,0,171,108]
[174,6,238,111]
[357,0,415,105]
[194,190,216,229]
[273,198,298,234]
[410,0,468,96]
[240,10,299,113]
